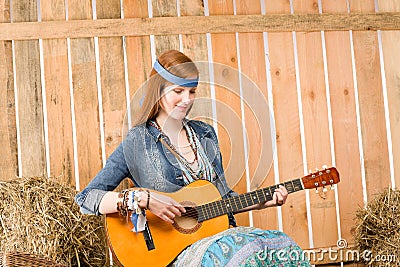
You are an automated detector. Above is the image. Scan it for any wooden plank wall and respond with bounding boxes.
[42,0,75,186]
[0,0,17,179]
[1,0,399,265]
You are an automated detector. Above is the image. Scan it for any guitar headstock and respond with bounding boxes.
[301,167,340,190]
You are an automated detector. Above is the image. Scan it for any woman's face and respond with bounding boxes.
[158,84,197,121]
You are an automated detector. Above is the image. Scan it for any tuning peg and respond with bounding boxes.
[322,187,328,193]
[315,188,319,194]
[322,165,327,169]
[330,185,335,190]
[309,169,312,174]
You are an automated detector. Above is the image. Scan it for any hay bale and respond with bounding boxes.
[0,177,107,266]
[354,188,400,266]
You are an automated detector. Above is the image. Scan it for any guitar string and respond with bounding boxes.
[172,179,306,220]
[148,178,305,220]
[159,192,274,220]
[153,187,288,219]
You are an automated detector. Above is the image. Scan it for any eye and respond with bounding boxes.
[173,88,183,94]
[190,89,197,94]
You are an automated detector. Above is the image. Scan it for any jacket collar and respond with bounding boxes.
[187,120,213,139]
[146,121,162,142]
[146,119,212,142]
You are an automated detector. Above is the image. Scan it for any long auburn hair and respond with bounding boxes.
[132,50,199,126]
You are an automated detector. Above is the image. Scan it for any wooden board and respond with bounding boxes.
[209,0,249,226]
[68,0,102,190]
[2,13,400,41]
[41,0,75,185]
[96,0,126,158]
[292,0,338,251]
[235,0,278,230]
[265,0,310,248]
[378,0,400,188]
[180,0,213,122]
[96,0,131,192]
[152,0,180,56]
[321,0,364,245]
[350,0,391,198]
[12,0,46,177]
[123,0,152,129]
[0,0,17,179]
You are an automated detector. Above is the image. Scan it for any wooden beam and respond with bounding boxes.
[0,12,400,40]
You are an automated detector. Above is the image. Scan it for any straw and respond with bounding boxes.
[354,188,400,266]
[0,177,107,266]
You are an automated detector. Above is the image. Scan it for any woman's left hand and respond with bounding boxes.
[257,185,288,209]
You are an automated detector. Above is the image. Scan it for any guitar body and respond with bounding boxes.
[105,180,229,267]
[105,167,340,267]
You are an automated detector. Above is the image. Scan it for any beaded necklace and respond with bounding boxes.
[149,120,215,184]
[148,120,198,170]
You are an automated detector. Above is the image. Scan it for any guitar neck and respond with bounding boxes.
[196,178,304,222]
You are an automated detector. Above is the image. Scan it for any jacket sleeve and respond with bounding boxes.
[74,143,132,215]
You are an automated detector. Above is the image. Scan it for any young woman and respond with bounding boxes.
[75,50,310,266]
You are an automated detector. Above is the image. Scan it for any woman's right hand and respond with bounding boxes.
[142,192,186,224]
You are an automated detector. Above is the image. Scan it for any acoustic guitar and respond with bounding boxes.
[105,167,340,267]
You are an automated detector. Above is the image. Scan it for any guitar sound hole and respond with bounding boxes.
[173,206,202,234]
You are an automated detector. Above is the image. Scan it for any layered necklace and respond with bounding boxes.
[148,120,200,175]
[149,120,215,184]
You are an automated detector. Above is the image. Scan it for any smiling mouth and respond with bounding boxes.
[176,104,190,109]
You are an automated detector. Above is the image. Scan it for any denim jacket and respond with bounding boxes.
[75,120,237,224]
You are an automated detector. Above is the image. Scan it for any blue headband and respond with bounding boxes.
[153,60,198,87]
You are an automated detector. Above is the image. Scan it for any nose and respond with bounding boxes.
[181,90,193,104]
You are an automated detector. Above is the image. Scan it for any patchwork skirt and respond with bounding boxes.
[173,226,311,267]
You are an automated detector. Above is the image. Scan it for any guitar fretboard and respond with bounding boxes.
[196,178,303,222]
